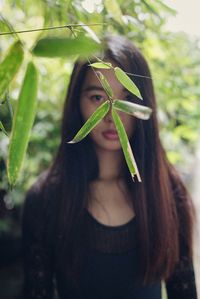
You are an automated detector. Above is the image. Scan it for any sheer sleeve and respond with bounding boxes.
[166,241,197,299]
[22,184,55,299]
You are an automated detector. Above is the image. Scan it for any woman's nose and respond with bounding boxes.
[104,106,113,123]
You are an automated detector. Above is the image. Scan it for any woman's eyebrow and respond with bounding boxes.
[81,85,130,94]
[82,85,105,92]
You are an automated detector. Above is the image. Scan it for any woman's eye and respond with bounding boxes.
[91,95,104,102]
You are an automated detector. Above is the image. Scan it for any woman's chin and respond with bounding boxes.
[95,141,122,152]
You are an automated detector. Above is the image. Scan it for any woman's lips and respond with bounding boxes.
[102,130,119,140]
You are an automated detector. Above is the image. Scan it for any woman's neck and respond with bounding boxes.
[95,147,125,181]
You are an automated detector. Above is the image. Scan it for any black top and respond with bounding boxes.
[22,182,197,299]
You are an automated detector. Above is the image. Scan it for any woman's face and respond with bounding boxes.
[79,60,136,152]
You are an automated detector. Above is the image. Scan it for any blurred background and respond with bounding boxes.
[0,0,200,298]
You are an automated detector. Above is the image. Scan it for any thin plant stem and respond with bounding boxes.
[92,55,152,80]
[0,23,106,36]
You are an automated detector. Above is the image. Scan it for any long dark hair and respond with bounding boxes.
[38,35,195,286]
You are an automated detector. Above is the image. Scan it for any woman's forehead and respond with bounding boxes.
[82,65,123,92]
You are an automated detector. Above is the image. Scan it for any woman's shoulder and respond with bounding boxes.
[22,168,58,233]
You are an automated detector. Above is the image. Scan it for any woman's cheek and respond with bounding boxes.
[118,112,130,126]
[81,105,96,122]
[119,113,135,136]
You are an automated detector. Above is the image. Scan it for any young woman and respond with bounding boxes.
[22,35,197,299]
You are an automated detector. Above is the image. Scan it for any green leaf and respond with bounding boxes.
[68,100,110,143]
[0,41,24,98]
[89,62,113,69]
[7,62,38,187]
[104,0,123,25]
[154,0,176,15]
[96,71,113,98]
[112,108,141,182]
[79,21,101,44]
[114,67,143,100]
[141,0,160,17]
[0,14,21,40]
[113,99,152,120]
[0,121,8,136]
[32,35,100,58]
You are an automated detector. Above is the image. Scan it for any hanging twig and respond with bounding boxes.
[0,23,106,36]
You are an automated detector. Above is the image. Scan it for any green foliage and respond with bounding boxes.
[68,100,110,143]
[90,61,143,100]
[112,108,141,182]
[7,62,38,187]
[113,99,152,120]
[89,62,112,69]
[114,67,143,100]
[143,33,200,166]
[96,71,114,98]
[104,0,123,25]
[0,41,24,98]
[32,35,100,58]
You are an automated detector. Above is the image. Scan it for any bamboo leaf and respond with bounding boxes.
[79,21,101,44]
[0,121,8,136]
[7,62,38,187]
[32,35,100,58]
[89,62,113,69]
[68,100,110,143]
[96,71,113,98]
[104,0,123,25]
[141,0,160,17]
[114,67,143,100]
[0,41,24,98]
[154,0,176,15]
[113,99,152,120]
[112,108,141,182]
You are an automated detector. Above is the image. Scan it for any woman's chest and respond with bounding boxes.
[57,250,161,299]
[88,180,135,227]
